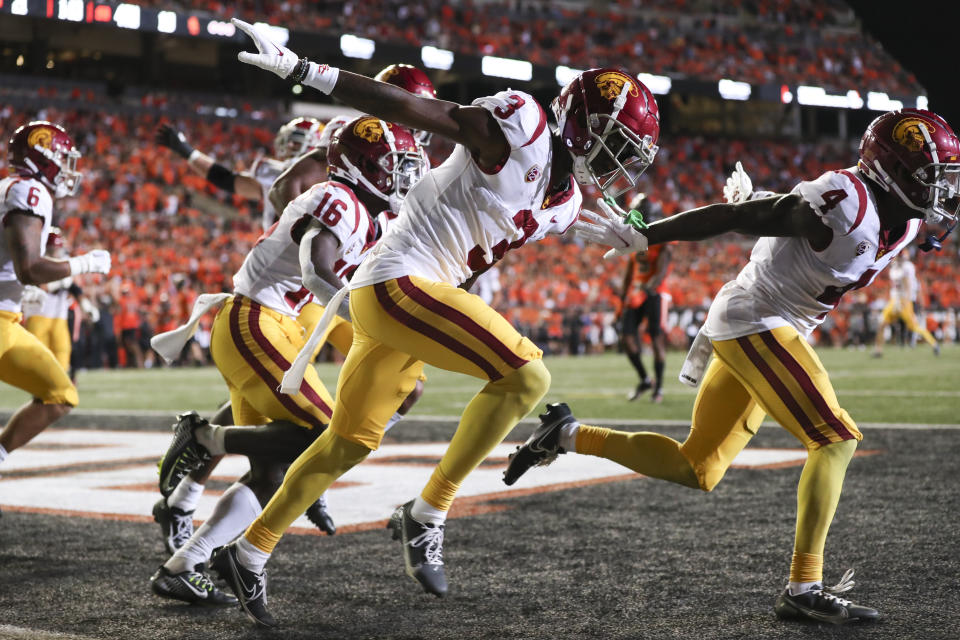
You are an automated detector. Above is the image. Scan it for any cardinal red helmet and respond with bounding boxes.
[551,68,660,199]
[274,117,324,160]
[316,114,353,154]
[859,109,960,224]
[375,64,437,146]
[8,121,82,198]
[327,116,425,212]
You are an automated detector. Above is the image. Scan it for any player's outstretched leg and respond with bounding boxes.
[503,403,574,486]
[775,569,880,624]
[211,543,275,627]
[158,412,212,497]
[387,500,446,596]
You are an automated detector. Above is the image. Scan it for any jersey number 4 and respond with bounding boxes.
[818,189,847,215]
[467,210,539,271]
[815,268,877,318]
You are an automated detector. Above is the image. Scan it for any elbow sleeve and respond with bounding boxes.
[206,163,237,193]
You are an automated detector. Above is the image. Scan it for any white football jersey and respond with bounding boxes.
[0,176,54,312]
[704,167,921,340]
[887,259,918,303]
[351,89,582,288]
[252,156,291,231]
[232,180,376,317]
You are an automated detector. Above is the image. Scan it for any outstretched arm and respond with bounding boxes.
[4,213,110,284]
[155,123,264,201]
[232,19,508,169]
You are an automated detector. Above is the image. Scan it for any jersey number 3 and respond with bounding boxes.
[494,95,526,119]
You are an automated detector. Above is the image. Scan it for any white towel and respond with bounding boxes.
[149,293,231,364]
[678,328,713,388]
[279,285,349,395]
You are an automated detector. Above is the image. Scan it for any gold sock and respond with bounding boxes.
[575,425,610,455]
[789,551,824,584]
[577,425,699,489]
[245,520,283,554]
[422,466,460,512]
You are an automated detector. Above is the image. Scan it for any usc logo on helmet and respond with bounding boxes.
[892,118,934,153]
[27,127,53,150]
[594,71,639,101]
[353,117,384,143]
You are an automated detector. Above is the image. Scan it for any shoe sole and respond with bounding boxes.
[158,415,209,497]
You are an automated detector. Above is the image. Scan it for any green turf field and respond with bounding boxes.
[2,345,956,424]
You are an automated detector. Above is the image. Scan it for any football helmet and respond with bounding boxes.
[374,64,437,145]
[8,121,82,198]
[274,117,324,160]
[859,109,960,224]
[327,116,425,212]
[316,115,353,155]
[552,68,660,199]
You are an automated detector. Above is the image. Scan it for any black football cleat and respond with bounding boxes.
[775,570,880,625]
[502,402,574,486]
[150,565,237,606]
[387,500,447,597]
[211,543,276,628]
[158,411,211,498]
[152,497,195,555]
[305,494,336,535]
[628,378,653,401]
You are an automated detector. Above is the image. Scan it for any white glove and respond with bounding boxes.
[68,250,111,276]
[572,198,649,259]
[233,18,300,79]
[723,161,753,204]
[21,285,47,309]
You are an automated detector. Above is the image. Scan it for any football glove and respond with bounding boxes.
[723,161,753,204]
[68,250,111,276]
[155,124,194,160]
[233,18,300,79]
[21,285,47,308]
[573,198,649,259]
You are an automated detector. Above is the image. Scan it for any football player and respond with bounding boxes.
[872,249,939,356]
[0,122,111,473]
[152,116,333,548]
[22,227,75,375]
[216,19,660,627]
[617,194,672,402]
[150,118,426,608]
[505,109,960,624]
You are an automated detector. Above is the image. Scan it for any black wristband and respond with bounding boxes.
[289,57,310,83]
[206,163,237,193]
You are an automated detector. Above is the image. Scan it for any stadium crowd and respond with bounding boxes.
[2,93,957,370]
[130,0,920,95]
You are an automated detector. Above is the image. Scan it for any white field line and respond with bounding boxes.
[0,626,99,640]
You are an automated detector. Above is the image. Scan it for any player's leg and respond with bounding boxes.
[504,356,763,490]
[49,317,72,372]
[646,293,668,403]
[621,305,651,399]
[900,301,938,352]
[872,302,896,356]
[710,327,876,623]
[0,314,77,464]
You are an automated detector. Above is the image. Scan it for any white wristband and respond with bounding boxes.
[188,149,202,163]
[302,62,340,95]
[67,255,87,276]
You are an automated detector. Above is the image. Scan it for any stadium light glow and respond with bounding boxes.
[421,46,454,71]
[718,78,751,101]
[638,73,671,95]
[796,85,866,109]
[58,0,84,22]
[555,65,583,86]
[206,20,235,37]
[113,4,141,30]
[916,95,929,110]
[156,10,176,34]
[866,92,903,111]
[482,55,532,81]
[341,34,375,60]
[254,22,288,47]
[11,0,29,16]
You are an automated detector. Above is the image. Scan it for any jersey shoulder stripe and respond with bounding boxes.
[520,101,547,148]
[833,169,868,235]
